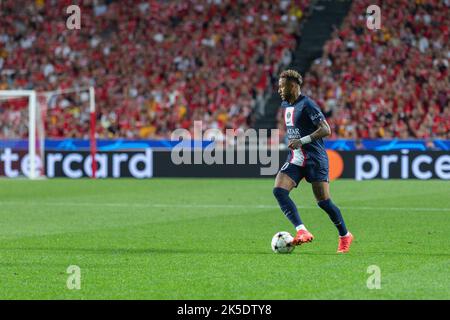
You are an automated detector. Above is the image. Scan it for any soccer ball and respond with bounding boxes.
[271,231,295,254]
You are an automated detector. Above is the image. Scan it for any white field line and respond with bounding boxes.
[0,201,449,212]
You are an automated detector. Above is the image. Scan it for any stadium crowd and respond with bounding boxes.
[1,0,448,141]
[0,0,307,139]
[286,0,449,139]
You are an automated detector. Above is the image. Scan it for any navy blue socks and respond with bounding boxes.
[273,188,348,236]
[318,199,348,236]
[273,187,302,228]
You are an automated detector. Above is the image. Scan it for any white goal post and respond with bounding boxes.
[0,87,97,179]
[0,90,39,179]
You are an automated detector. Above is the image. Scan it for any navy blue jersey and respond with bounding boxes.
[281,94,328,166]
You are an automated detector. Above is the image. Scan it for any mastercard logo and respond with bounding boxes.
[326,149,344,181]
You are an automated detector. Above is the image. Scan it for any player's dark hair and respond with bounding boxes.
[280,69,303,86]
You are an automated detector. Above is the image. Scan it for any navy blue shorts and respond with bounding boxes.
[279,161,329,186]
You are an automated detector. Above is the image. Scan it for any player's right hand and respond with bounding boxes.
[288,139,302,149]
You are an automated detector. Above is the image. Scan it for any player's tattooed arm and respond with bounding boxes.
[288,120,331,149]
[310,119,331,140]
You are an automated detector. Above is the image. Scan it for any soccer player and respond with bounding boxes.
[273,69,353,253]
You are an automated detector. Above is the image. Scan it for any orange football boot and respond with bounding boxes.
[337,232,354,253]
[292,229,314,246]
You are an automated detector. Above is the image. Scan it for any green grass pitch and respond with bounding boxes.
[0,178,449,299]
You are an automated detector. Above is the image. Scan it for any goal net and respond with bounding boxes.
[0,87,97,179]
